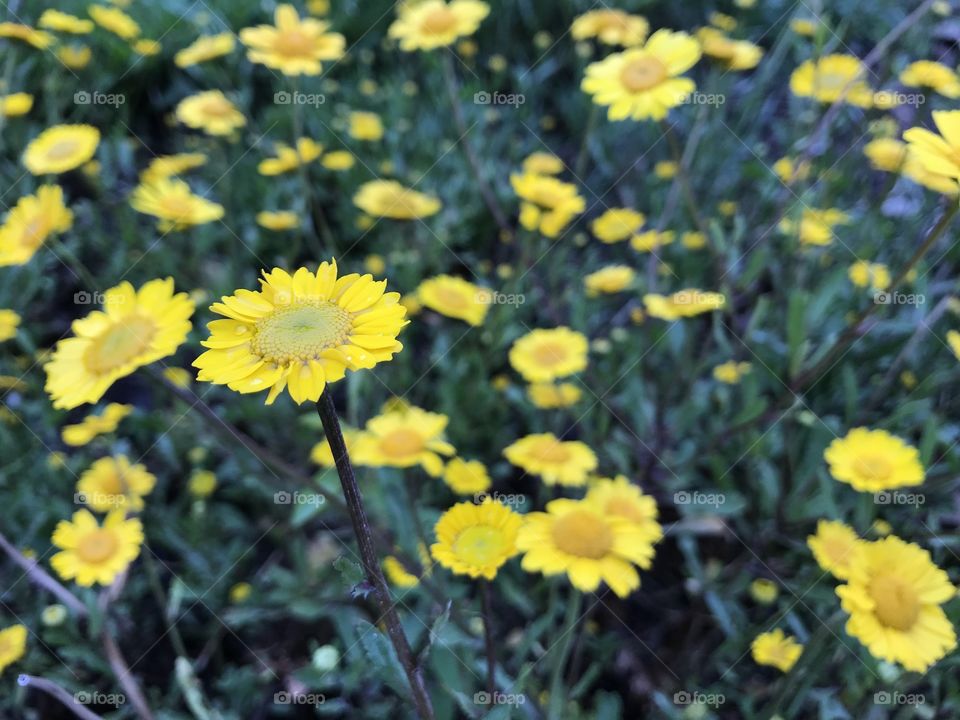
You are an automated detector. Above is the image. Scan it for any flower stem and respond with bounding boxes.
[316,390,435,720]
[18,675,102,720]
[547,588,583,720]
[480,579,497,697]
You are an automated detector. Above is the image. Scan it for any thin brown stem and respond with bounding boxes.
[102,629,155,720]
[0,531,87,617]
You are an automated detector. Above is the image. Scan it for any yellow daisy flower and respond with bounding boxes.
[130,178,225,231]
[256,210,300,231]
[863,137,907,173]
[239,3,345,76]
[571,9,648,47]
[0,22,54,49]
[526,381,581,408]
[824,428,924,493]
[348,111,384,141]
[511,173,586,238]
[779,208,849,246]
[176,90,246,137]
[900,60,960,98]
[322,150,355,170]
[430,498,521,579]
[51,509,143,587]
[416,275,491,326]
[750,579,779,604]
[712,361,752,384]
[353,179,441,220]
[848,261,890,291]
[58,45,92,69]
[696,27,763,71]
[0,310,20,342]
[584,265,635,296]
[383,556,420,588]
[0,93,33,117]
[141,153,208,184]
[590,208,646,243]
[443,457,492,495]
[751,629,803,672]
[77,455,156,512]
[521,152,564,175]
[837,536,957,672]
[790,54,874,108]
[311,426,360,467]
[630,229,675,253]
[194,261,407,405]
[517,498,655,597]
[388,0,489,52]
[0,625,27,675]
[509,327,589,383]
[807,519,864,580]
[23,124,100,175]
[643,289,725,320]
[88,5,139,39]
[257,138,323,176]
[174,32,235,68]
[61,403,133,447]
[503,433,597,486]
[351,406,455,476]
[581,29,702,121]
[44,278,194,410]
[903,110,960,184]
[585,476,662,542]
[0,185,74,266]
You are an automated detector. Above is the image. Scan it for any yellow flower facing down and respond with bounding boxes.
[900,60,960,98]
[712,361,752,384]
[837,536,956,672]
[88,5,140,39]
[512,173,586,238]
[903,110,960,184]
[521,152,564,175]
[631,229,675,253]
[239,3,345,75]
[348,111,385,141]
[517,498,656,597]
[790,54,874,108]
[585,265,635,296]
[0,625,27,675]
[807,519,863,580]
[643,289,725,320]
[352,406,455,476]
[51,509,143,586]
[864,137,907,173]
[780,208,849,247]
[23,124,100,175]
[431,498,521,579]
[824,428,924,493]
[0,93,33,117]
[0,22,54,49]
[175,32,235,68]
[0,185,74,266]
[848,261,890,291]
[696,27,763,71]
[527,381,581,408]
[130,178,225,231]
[256,210,300,231]
[353,179,442,220]
[62,403,133,446]
[571,9,649,47]
[388,0,490,52]
[503,433,597,486]
[45,278,194,410]
[257,138,323,176]
[443,457,492,495]
[509,327,589,383]
[581,29,702,121]
[751,629,803,672]
[77,455,156,512]
[590,207,646,243]
[176,90,246,137]
[194,261,407,405]
[417,275,491,326]
[141,153,208,184]
[0,310,20,342]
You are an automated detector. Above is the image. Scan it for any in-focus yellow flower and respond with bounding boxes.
[51,509,143,587]
[256,210,300,231]
[790,54,874,107]
[631,229,674,252]
[696,27,763,71]
[900,60,960,98]
[509,327,588,383]
[352,406,455,476]
[389,0,489,52]
[417,275,491,326]
[23,124,100,175]
[0,22,54,49]
[824,428,924,493]
[750,579,779,604]
[503,433,597,486]
[443,457,492,495]
[584,265,635,296]
[0,185,74,266]
[130,178,225,231]
[88,5,140,40]
[521,152,564,175]
[322,150,355,170]
[175,32,235,67]
[780,208,849,246]
[62,403,133,446]
[527,382,581,408]
[188,470,217,498]
[77,455,156,512]
[864,137,907,172]
[239,3,345,75]
[383,556,420,588]
[45,278,194,410]
[0,625,27,675]
[0,310,20,342]
[517,497,656,597]
[353,179,441,219]
[195,261,407,405]
[751,629,803,672]
[807,519,863,580]
[431,498,521,579]
[141,153,208,184]
[512,173,585,238]
[903,110,960,185]
[58,44,93,69]
[0,93,33,117]
[581,29,701,121]
[571,9,648,47]
[176,90,246,137]
[712,360,751,384]
[258,138,323,175]
[837,536,956,672]
[348,111,384,141]
[848,261,890,291]
[590,208,645,243]
[643,289,725,320]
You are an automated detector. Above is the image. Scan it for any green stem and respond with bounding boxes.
[547,589,583,720]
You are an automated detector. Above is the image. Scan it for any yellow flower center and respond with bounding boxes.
[816,71,853,93]
[200,97,234,118]
[276,28,315,57]
[251,303,353,364]
[159,194,196,220]
[422,7,458,34]
[604,496,643,523]
[85,316,156,373]
[379,428,425,458]
[432,286,470,311]
[453,525,504,566]
[531,437,570,463]
[620,56,667,92]
[531,341,568,367]
[853,455,892,483]
[46,139,80,161]
[21,216,46,246]
[76,529,118,563]
[869,574,920,631]
[553,509,613,559]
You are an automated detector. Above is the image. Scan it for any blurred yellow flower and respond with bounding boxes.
[571,9,648,47]
[863,137,907,172]
[322,150,355,170]
[900,60,960,98]
[780,208,849,246]
[88,5,140,40]
[0,93,33,117]
[51,509,143,586]
[947,330,960,361]
[751,629,802,672]
[62,403,133,446]
[643,289,725,320]
[383,556,420,587]
[653,160,677,179]
[133,38,161,55]
[352,406,455,476]
[681,231,706,249]
[131,177,225,231]
[77,455,156,512]
[0,309,21,344]
[23,124,100,175]
[789,18,817,36]
[591,208,645,243]
[512,173,585,238]
[256,210,300,231]
[389,0,490,52]
[631,229,674,252]
[527,381,581,408]
[0,22,54,49]
[58,45,93,69]
[509,327,588,382]
[162,367,192,388]
[807,519,863,580]
[586,476,661,540]
[353,179,441,219]
[141,153,208,183]
[503,433,597,486]
[712,361,751,384]
[417,275,491,326]
[824,428,924,492]
[239,3,345,75]
[903,110,960,186]
[521,152,564,175]
[847,261,890,291]
[258,138,322,175]
[176,90,246,137]
[790,54,874,107]
[188,470,217,498]
[443,457,492,495]
[0,625,27,675]
[0,185,74,266]
[696,27,762,71]
[229,582,252,603]
[311,426,360,467]
[175,32,235,68]
[750,578,779,604]
[431,498,520,579]
[584,265,635,296]
[772,156,810,184]
[348,111,384,141]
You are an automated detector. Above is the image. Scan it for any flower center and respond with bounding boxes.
[47,139,80,161]
[620,56,667,92]
[433,286,470,311]
[277,28,315,56]
[22,217,47,246]
[553,509,613,559]
[604,497,642,523]
[160,195,195,220]
[85,316,156,373]
[531,438,570,463]
[250,303,353,364]
[853,455,892,482]
[869,574,920,631]
[77,529,118,563]
[532,341,568,367]
[422,7,458,34]
[453,525,504,566]
[379,428,425,458]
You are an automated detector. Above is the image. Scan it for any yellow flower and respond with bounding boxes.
[517,497,655,597]
[511,173,585,238]
[45,278,194,410]
[229,582,252,603]
[163,367,191,388]
[58,44,93,69]
[311,425,360,467]
[808,519,865,581]
[194,261,407,405]
[790,18,817,36]
[584,265,635,296]
[848,261,890,291]
[571,9,648,47]
[176,90,246,137]
[0,93,33,117]
[257,138,323,175]
[509,327,588,383]
[0,185,74,266]
[239,3,345,76]
[900,60,960,98]
[709,12,737,31]
[581,29,701,121]
[712,361,751,384]
[527,382,581,408]
[188,470,217,498]
[348,111,384,141]
[352,406,455,476]
[353,179,441,219]
[864,137,907,172]
[948,330,960,361]
[77,455,156,512]
[585,476,662,543]
[903,110,960,184]
[308,0,330,15]
[521,152,564,175]
[772,156,810,184]
[256,210,300,231]
[0,22,54,49]
[175,32,235,67]
[23,124,100,175]
[643,289,725,320]
[696,27,763,71]
[0,625,27,675]
[780,208,849,246]
[718,201,737,216]
[750,579,779,604]
[365,255,386,275]
[837,536,956,672]
[630,229,674,252]
[51,509,143,587]
[388,0,490,52]
[443,457,492,495]
[322,150,355,170]
[417,275,491,326]
[383,556,420,587]
[790,54,874,108]
[130,178,224,231]
[824,428,924,493]
[751,629,803,672]
[503,433,597,486]
[0,310,20,342]
[681,231,706,249]
[62,403,133,446]
[141,153,208,184]
[654,160,678,179]
[88,5,140,40]
[431,498,521,579]
[590,208,645,243]
[902,156,960,196]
